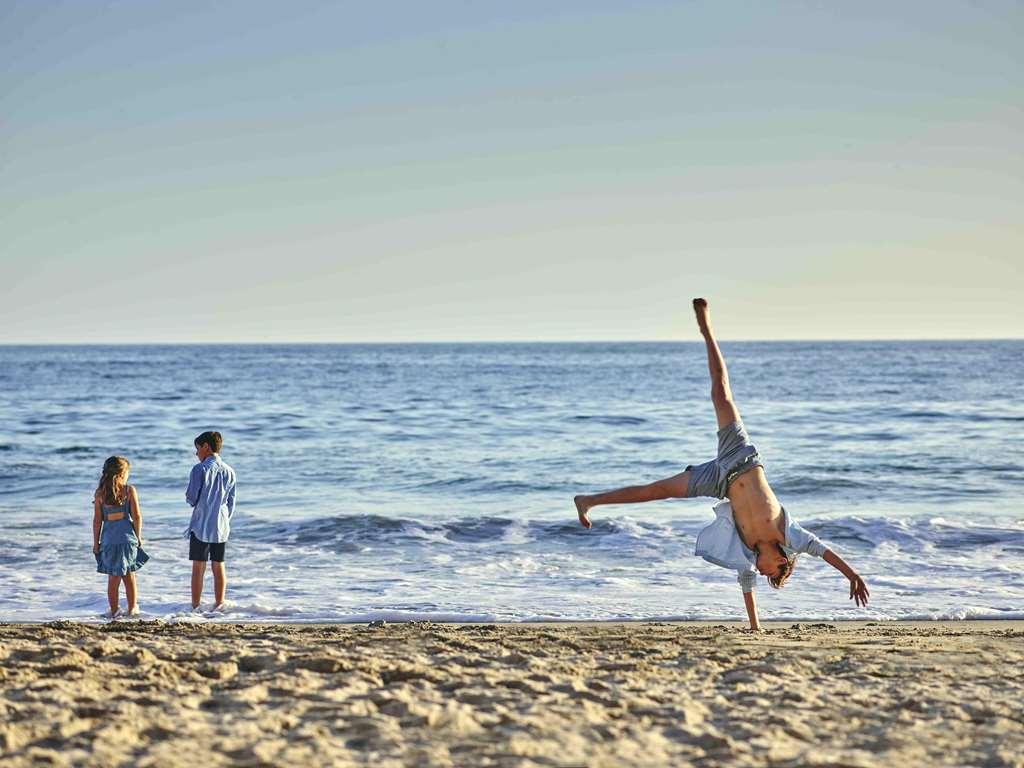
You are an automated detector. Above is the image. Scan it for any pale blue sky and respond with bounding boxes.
[2,1,1021,342]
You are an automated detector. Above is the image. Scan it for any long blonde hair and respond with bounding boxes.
[96,456,130,506]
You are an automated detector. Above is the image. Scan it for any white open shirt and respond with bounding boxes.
[694,500,828,593]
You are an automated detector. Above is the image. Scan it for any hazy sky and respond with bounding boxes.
[2,1,1021,342]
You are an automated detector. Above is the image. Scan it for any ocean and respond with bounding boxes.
[1,341,1022,623]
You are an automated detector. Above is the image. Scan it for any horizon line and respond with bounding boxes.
[1,337,1022,346]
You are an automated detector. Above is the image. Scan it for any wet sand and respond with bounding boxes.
[1,621,1022,767]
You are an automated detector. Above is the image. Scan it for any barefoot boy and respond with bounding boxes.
[185,431,236,611]
[574,299,869,630]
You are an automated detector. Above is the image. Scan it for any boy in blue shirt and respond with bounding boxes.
[574,299,870,630]
[185,430,236,611]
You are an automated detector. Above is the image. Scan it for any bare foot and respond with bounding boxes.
[127,605,140,617]
[574,495,593,529]
[692,297,712,336]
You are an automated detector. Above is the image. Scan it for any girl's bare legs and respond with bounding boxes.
[123,572,138,614]
[106,575,120,615]
[574,470,691,528]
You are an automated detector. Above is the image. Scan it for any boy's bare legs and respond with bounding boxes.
[106,575,120,615]
[575,471,690,528]
[191,560,206,609]
[693,298,741,429]
[211,562,227,608]
[574,300,739,529]
[123,572,137,614]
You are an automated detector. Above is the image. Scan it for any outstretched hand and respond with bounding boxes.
[823,550,871,609]
[849,574,870,607]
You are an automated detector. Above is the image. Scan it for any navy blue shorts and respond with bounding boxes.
[189,533,226,562]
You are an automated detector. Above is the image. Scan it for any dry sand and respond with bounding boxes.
[1,621,1022,767]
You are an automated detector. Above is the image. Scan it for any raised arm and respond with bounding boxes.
[823,549,870,607]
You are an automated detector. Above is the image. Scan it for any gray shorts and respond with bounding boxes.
[685,420,763,499]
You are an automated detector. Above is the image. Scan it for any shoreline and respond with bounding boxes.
[3,620,1022,766]
[4,618,1024,628]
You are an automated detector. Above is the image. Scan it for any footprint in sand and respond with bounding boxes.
[33,648,92,671]
[141,725,177,741]
[196,661,239,681]
[289,656,349,674]
[238,652,287,673]
[113,648,158,666]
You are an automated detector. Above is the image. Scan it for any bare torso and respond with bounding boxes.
[726,467,785,547]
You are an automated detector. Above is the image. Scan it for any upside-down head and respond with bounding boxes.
[756,542,797,588]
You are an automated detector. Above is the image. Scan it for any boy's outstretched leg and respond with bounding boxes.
[211,562,227,609]
[191,560,206,609]
[575,471,690,528]
[693,298,741,429]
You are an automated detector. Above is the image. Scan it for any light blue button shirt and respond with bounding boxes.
[184,455,236,543]
[694,500,827,593]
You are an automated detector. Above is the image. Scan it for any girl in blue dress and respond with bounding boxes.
[92,456,149,617]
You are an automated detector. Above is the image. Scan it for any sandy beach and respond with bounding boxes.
[1,621,1022,767]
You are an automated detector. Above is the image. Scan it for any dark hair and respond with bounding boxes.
[96,456,130,506]
[767,542,797,589]
[194,431,223,453]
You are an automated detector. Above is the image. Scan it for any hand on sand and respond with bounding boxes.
[574,495,592,529]
[849,575,870,607]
